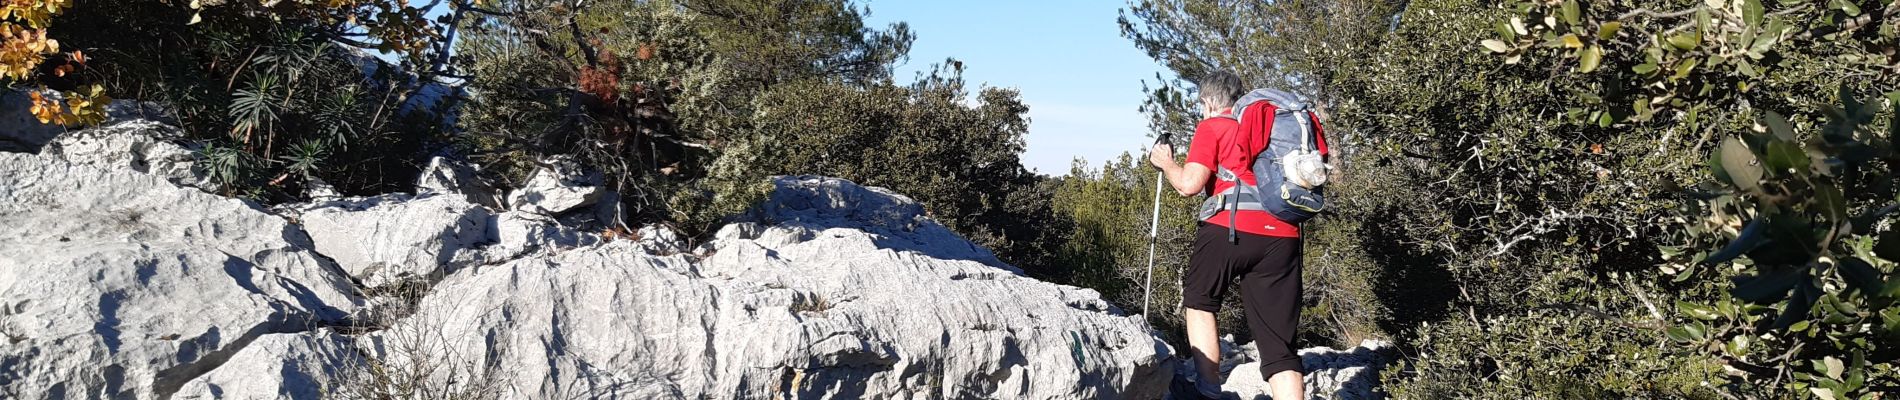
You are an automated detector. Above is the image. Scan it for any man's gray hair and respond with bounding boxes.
[1196,71,1246,110]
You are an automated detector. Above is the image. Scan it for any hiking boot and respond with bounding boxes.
[1168,373,1232,400]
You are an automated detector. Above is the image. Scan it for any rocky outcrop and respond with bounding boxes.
[172,330,365,399]
[41,119,213,191]
[1170,336,1393,400]
[416,156,500,209]
[0,152,361,399]
[355,177,1175,398]
[750,176,1011,270]
[506,156,605,216]
[0,122,1181,399]
[293,194,495,288]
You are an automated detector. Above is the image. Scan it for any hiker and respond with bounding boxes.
[1148,71,1329,400]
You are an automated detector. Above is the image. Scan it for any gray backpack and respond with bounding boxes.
[1198,88,1328,241]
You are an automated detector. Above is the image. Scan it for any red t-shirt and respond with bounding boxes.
[1186,106,1328,238]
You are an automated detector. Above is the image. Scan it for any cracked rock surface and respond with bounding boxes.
[291,193,495,288]
[0,120,1179,399]
[0,151,362,399]
[172,330,365,399]
[360,177,1175,399]
[505,156,604,216]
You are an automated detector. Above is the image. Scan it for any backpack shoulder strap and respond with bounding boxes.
[1295,110,1312,151]
[1308,111,1329,157]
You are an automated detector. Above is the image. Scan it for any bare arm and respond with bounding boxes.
[1149,143,1211,196]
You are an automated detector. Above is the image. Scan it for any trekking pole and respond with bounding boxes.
[1142,133,1172,317]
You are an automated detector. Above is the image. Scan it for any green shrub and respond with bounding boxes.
[1484,0,1900,396]
[710,67,1053,268]
[59,0,449,200]
[1045,154,1206,343]
[1125,0,1898,396]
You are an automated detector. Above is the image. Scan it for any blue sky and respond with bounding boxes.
[862,0,1169,175]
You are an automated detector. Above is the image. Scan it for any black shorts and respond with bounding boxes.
[1183,222,1305,378]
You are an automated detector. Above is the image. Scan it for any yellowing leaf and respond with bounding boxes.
[1579,45,1603,73]
[1561,34,1583,49]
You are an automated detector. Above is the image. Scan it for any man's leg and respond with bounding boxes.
[1268,369,1305,400]
[1181,223,1241,392]
[1236,235,1305,399]
[1184,307,1221,386]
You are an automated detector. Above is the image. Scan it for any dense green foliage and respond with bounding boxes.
[454,0,718,224]
[58,1,450,199]
[1045,155,1207,341]
[1123,0,1900,397]
[48,0,1900,396]
[1668,90,1900,397]
[1490,0,1900,395]
[451,0,936,233]
[733,72,1052,260]
[1470,0,1900,396]
[63,0,1063,280]
[1324,1,1726,394]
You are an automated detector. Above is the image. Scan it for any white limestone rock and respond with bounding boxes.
[4,171,1178,399]
[364,176,1175,399]
[485,211,602,261]
[755,176,1012,271]
[39,119,213,191]
[506,157,604,216]
[0,153,362,399]
[416,156,499,209]
[305,177,341,201]
[295,194,495,288]
[172,330,365,400]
